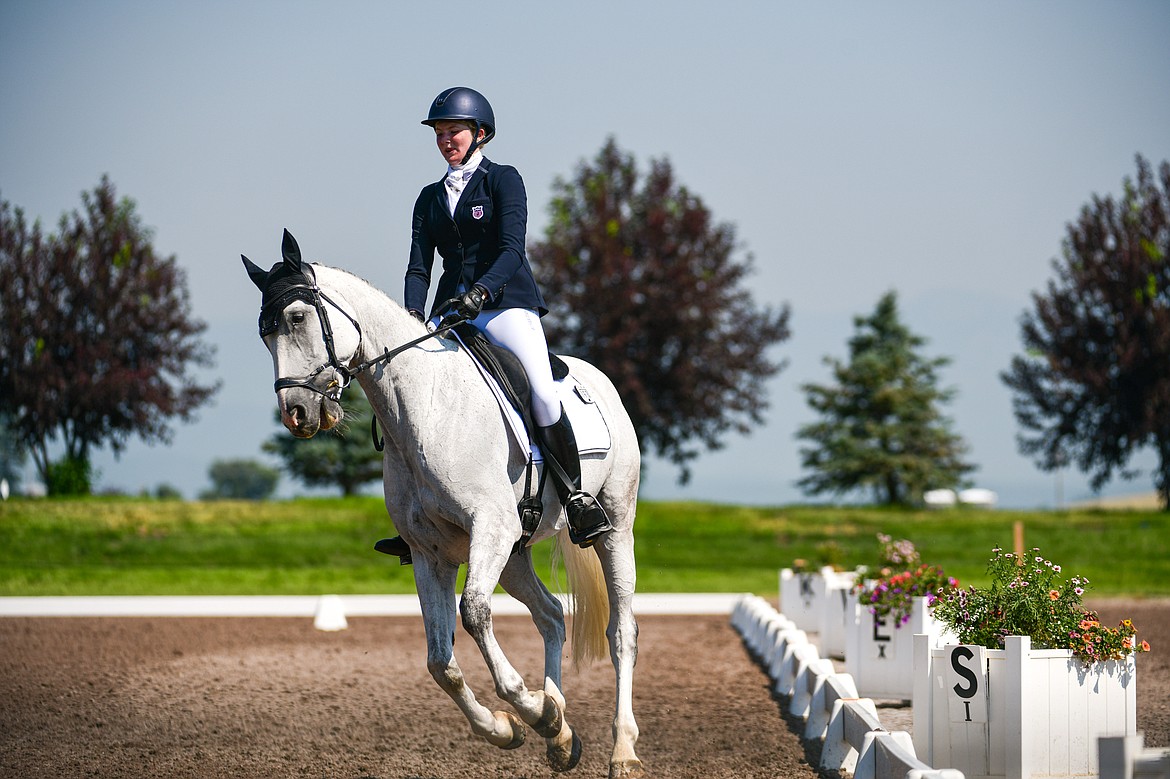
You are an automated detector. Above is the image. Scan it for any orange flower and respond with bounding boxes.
[1048,590,1060,600]
[1141,640,1151,651]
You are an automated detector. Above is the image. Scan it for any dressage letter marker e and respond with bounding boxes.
[870,613,893,660]
[944,645,988,723]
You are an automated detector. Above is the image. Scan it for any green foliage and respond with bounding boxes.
[0,498,1167,597]
[933,547,1152,664]
[1002,155,1170,509]
[262,392,382,496]
[202,459,279,500]
[0,180,219,493]
[853,534,959,627]
[798,291,976,505]
[44,455,92,496]
[530,137,792,483]
[153,483,183,500]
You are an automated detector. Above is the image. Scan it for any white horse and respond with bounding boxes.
[242,230,644,778]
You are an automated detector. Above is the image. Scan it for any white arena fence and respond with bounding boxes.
[732,594,962,778]
[733,593,1157,779]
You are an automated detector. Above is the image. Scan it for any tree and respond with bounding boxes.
[0,178,219,494]
[0,412,26,495]
[262,391,383,496]
[202,459,279,500]
[1002,155,1170,510]
[796,291,975,505]
[529,137,791,482]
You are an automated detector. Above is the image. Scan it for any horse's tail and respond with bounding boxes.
[552,528,609,667]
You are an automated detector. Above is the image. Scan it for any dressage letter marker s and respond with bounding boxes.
[944,645,988,723]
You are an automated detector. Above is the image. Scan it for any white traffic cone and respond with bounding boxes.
[313,594,348,631]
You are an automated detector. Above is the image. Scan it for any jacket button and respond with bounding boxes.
[457,243,463,249]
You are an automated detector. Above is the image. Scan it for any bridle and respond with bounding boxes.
[259,266,464,402]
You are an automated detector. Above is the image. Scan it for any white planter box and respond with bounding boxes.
[912,634,1138,779]
[779,566,836,631]
[844,593,954,700]
[816,570,857,658]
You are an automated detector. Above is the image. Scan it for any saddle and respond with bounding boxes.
[452,323,569,434]
[451,323,569,552]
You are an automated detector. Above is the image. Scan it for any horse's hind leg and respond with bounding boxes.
[594,524,645,779]
[413,556,526,750]
[499,550,582,772]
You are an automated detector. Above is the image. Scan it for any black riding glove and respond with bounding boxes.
[456,284,490,320]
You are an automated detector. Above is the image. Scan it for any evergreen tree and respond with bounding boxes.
[797,291,975,505]
[1001,155,1170,509]
[530,138,791,482]
[262,392,383,496]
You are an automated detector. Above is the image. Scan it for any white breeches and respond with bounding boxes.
[458,307,562,427]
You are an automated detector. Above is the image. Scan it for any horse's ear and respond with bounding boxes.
[242,254,268,291]
[281,229,302,273]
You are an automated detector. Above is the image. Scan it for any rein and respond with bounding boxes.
[264,275,463,402]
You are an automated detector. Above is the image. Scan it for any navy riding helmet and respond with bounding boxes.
[422,87,496,162]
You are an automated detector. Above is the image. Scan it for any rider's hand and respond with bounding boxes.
[456,285,489,320]
[408,309,426,323]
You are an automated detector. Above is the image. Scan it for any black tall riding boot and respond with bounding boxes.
[538,406,613,548]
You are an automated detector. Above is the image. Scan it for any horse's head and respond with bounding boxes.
[242,229,360,438]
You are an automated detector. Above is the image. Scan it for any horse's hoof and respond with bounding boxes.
[534,693,564,738]
[547,729,582,773]
[490,711,526,750]
[609,758,645,779]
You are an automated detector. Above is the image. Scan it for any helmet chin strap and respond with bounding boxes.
[461,121,483,165]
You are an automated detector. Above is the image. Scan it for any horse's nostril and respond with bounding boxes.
[288,404,305,427]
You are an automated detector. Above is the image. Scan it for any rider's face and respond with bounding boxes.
[433,121,484,166]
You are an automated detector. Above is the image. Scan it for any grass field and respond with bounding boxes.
[1,497,1168,597]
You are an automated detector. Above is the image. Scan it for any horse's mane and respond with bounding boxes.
[312,262,409,315]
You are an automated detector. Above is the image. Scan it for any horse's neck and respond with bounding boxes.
[314,265,468,427]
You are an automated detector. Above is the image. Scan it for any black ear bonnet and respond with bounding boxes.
[256,261,317,337]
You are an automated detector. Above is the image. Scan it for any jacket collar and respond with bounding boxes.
[434,157,493,216]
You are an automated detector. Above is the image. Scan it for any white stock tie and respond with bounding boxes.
[445,167,472,197]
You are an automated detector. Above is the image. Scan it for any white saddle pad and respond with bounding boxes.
[455,333,611,460]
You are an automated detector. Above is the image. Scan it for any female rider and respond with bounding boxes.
[379,87,611,563]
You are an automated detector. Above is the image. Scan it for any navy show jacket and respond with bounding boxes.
[404,157,548,318]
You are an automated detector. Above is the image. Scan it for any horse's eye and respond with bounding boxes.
[289,311,306,327]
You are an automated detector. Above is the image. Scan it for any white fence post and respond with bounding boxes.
[817,570,856,658]
[820,697,881,773]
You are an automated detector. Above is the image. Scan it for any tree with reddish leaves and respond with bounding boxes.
[0,177,219,494]
[1002,155,1170,510]
[529,138,791,483]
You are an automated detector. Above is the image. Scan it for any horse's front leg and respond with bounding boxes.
[461,527,570,755]
[413,554,526,750]
[499,549,582,772]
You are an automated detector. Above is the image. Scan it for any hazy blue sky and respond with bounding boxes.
[2,1,1168,506]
